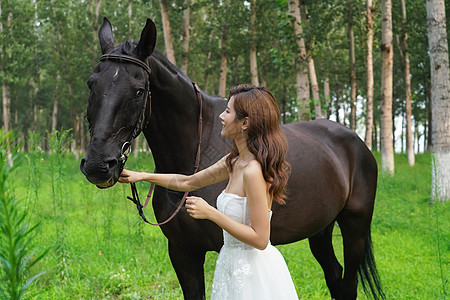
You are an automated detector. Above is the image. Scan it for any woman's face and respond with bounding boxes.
[219,96,244,138]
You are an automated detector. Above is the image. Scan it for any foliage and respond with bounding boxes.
[0,130,47,299]
[0,0,446,154]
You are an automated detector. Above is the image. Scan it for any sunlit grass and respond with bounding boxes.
[7,151,449,299]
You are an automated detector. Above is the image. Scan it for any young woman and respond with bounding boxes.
[119,85,298,299]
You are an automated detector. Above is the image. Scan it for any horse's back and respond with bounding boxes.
[271,119,377,244]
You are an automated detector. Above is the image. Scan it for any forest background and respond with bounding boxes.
[1,0,449,160]
[0,0,449,298]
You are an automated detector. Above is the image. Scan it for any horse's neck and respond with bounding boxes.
[144,52,204,174]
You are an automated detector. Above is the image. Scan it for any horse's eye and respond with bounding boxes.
[136,89,144,97]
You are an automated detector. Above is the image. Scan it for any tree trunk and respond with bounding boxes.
[219,21,228,97]
[249,0,259,86]
[364,0,375,150]
[399,0,415,166]
[380,0,395,175]
[288,0,310,121]
[427,0,450,201]
[159,0,176,65]
[52,100,59,132]
[2,80,11,132]
[347,0,357,131]
[308,56,322,118]
[133,135,140,158]
[202,5,216,92]
[324,76,330,119]
[80,112,85,153]
[181,0,190,74]
[88,0,103,64]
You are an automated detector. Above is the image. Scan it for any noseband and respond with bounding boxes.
[99,53,203,226]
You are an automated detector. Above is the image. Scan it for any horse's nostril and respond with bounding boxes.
[80,157,87,172]
[106,158,118,170]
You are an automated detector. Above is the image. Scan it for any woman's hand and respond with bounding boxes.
[118,169,145,183]
[185,196,215,220]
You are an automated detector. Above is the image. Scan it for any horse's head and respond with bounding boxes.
[80,17,156,188]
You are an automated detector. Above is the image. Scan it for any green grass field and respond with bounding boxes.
[3,150,449,299]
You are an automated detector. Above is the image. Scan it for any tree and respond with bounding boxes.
[159,0,176,65]
[398,0,414,166]
[364,0,375,150]
[380,0,394,175]
[300,1,321,119]
[347,0,357,131]
[218,0,229,97]
[181,0,191,74]
[288,0,310,121]
[249,0,259,86]
[427,0,450,201]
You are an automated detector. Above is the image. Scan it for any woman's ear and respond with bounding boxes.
[242,117,250,131]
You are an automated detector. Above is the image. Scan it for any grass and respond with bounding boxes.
[4,151,449,299]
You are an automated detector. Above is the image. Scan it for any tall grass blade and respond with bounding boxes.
[0,130,47,300]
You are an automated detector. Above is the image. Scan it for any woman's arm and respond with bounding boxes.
[186,161,271,250]
[118,155,229,192]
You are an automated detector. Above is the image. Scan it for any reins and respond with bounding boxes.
[127,82,203,226]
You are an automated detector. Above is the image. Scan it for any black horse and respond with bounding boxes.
[80,18,384,300]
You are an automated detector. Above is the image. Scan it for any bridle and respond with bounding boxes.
[99,53,203,226]
[100,53,152,143]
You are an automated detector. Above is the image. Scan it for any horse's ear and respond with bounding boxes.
[136,18,157,60]
[99,17,115,54]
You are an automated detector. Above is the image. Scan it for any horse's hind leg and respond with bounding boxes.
[308,222,343,299]
[168,242,206,300]
[336,210,370,300]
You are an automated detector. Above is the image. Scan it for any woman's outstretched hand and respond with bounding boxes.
[185,196,215,220]
[118,169,144,183]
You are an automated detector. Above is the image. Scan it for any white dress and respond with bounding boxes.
[211,191,298,300]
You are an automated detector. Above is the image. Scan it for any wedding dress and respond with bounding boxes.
[211,191,298,300]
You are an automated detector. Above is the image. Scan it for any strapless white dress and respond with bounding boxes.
[211,191,298,300]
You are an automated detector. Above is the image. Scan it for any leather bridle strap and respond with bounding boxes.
[127,81,203,226]
[100,53,152,75]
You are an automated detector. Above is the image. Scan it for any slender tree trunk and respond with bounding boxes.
[288,0,310,121]
[181,0,190,74]
[249,0,259,86]
[427,0,450,201]
[347,0,357,131]
[52,101,59,132]
[203,40,212,91]
[365,0,375,150]
[219,21,228,97]
[398,0,415,166]
[308,56,322,118]
[159,0,176,65]
[52,73,61,132]
[79,112,85,153]
[380,0,395,175]
[2,81,11,132]
[133,135,140,158]
[202,4,216,92]
[88,0,103,64]
[324,76,330,119]
[0,4,11,134]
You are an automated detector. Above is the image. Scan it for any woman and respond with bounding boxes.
[119,85,298,299]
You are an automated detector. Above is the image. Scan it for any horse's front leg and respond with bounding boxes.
[168,241,207,300]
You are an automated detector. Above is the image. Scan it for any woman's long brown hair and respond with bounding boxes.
[225,85,290,204]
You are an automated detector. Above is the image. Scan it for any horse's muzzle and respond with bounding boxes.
[80,155,120,188]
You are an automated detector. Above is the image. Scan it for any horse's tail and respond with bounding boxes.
[358,229,386,300]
